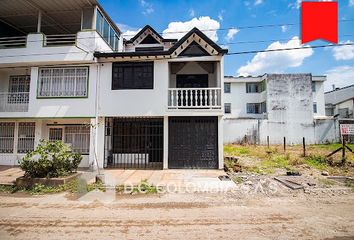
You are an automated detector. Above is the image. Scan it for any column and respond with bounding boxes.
[163,116,169,169]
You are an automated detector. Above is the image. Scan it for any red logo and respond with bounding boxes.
[301,1,338,44]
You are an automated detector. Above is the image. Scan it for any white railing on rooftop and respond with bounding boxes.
[45,34,76,46]
[0,36,27,49]
[168,88,222,109]
[0,92,29,112]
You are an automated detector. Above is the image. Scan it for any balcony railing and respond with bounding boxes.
[168,88,221,109]
[0,36,27,49]
[45,34,76,46]
[0,92,29,112]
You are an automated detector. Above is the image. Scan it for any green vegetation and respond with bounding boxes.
[19,140,82,178]
[116,179,159,194]
[305,155,328,170]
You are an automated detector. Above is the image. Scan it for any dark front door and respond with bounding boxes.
[168,117,218,169]
[176,74,209,106]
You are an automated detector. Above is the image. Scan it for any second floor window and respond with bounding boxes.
[224,83,231,93]
[38,67,88,98]
[247,102,267,114]
[312,82,316,92]
[246,81,266,93]
[112,62,154,90]
[313,102,317,113]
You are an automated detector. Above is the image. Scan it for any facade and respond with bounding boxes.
[223,74,335,144]
[0,1,227,169]
[325,85,354,119]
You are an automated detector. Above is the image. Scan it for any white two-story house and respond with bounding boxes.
[223,74,332,144]
[0,1,227,170]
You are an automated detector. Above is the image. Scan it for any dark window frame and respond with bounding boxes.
[112,62,154,90]
[224,82,231,93]
[224,103,231,114]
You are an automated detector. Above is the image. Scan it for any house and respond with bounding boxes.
[223,74,335,144]
[325,85,354,119]
[0,0,227,170]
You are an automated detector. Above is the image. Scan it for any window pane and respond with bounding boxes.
[65,125,90,154]
[313,103,317,113]
[0,122,15,153]
[96,11,103,35]
[224,83,231,93]
[17,122,35,153]
[103,20,109,42]
[38,67,88,97]
[112,62,153,89]
[224,103,231,114]
[312,82,316,92]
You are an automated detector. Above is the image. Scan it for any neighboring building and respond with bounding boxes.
[0,1,227,169]
[325,85,354,118]
[223,74,335,144]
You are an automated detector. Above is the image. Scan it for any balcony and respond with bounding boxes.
[168,88,221,109]
[0,92,29,112]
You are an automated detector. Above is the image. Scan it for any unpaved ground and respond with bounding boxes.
[0,190,353,240]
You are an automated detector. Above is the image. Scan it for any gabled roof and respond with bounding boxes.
[124,25,177,44]
[325,84,354,105]
[95,27,228,58]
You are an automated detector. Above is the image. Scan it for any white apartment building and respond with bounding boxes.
[325,85,354,119]
[223,74,335,144]
[0,1,227,169]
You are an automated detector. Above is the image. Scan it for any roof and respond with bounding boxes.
[0,0,121,35]
[94,27,228,58]
[224,74,326,83]
[325,84,354,105]
[124,25,177,44]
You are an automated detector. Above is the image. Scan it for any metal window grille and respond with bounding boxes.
[64,125,90,154]
[38,67,88,97]
[49,128,63,141]
[17,122,35,153]
[0,122,15,153]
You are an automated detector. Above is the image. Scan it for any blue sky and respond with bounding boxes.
[99,0,354,91]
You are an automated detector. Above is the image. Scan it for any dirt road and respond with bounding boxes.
[0,191,353,240]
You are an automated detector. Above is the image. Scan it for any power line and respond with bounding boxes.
[122,19,354,37]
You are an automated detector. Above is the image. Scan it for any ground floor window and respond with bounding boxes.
[64,125,90,154]
[0,122,15,153]
[17,122,35,153]
[0,122,35,154]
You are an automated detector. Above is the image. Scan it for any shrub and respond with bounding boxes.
[19,140,82,178]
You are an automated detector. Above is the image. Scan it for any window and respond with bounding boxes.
[38,67,88,97]
[17,122,35,153]
[65,125,90,154]
[49,128,63,141]
[96,9,120,50]
[9,75,30,93]
[224,103,231,114]
[0,122,15,153]
[112,62,154,89]
[247,102,266,114]
[313,102,317,113]
[224,83,231,93]
[312,82,316,92]
[246,81,266,93]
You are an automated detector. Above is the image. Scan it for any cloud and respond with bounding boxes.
[162,16,220,42]
[281,25,288,32]
[325,66,354,91]
[189,9,195,18]
[254,0,263,6]
[139,0,154,15]
[218,10,225,21]
[122,28,142,40]
[332,41,354,60]
[237,36,314,76]
[225,28,239,42]
[350,0,354,7]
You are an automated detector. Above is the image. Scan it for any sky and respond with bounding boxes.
[98,0,354,91]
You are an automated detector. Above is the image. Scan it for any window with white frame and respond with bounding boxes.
[224,103,231,114]
[96,9,120,51]
[64,125,90,154]
[17,122,35,153]
[247,102,267,114]
[0,122,15,153]
[38,67,88,97]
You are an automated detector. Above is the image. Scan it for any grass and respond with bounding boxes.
[116,179,159,194]
[224,143,354,176]
[0,179,107,195]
